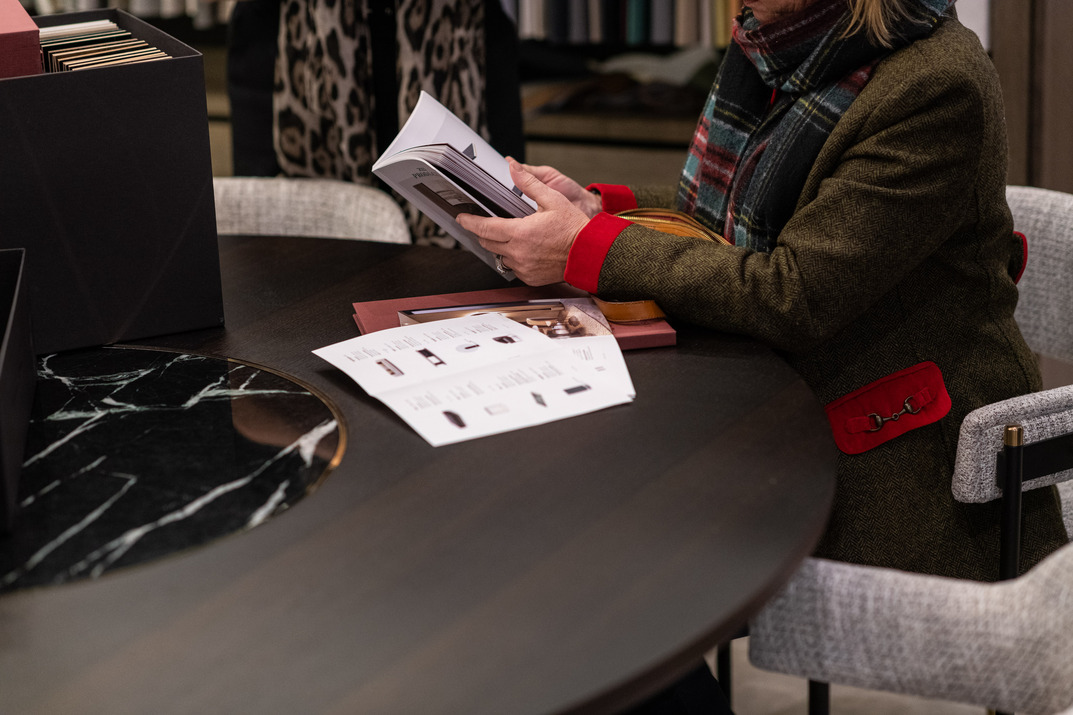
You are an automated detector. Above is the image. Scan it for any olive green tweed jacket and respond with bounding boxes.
[596,18,1068,580]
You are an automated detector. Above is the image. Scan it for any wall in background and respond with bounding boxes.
[992,0,1073,193]
[958,0,989,48]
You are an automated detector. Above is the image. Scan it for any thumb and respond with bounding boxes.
[508,158,561,210]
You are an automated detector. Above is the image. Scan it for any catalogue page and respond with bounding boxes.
[313,313,634,446]
[371,91,536,279]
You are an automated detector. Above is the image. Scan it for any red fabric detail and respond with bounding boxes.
[564,212,633,294]
[843,387,935,434]
[1013,230,1028,284]
[586,184,638,214]
[824,362,952,455]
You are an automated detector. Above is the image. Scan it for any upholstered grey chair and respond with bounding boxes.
[1008,185,1073,533]
[1008,186,1073,366]
[212,176,411,244]
[745,186,1073,713]
[749,542,1073,715]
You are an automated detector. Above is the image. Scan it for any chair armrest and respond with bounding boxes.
[952,385,1073,503]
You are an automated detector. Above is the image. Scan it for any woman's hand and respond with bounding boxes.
[456,158,591,286]
[510,160,603,218]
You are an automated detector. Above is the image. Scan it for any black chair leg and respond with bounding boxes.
[808,680,830,715]
[1000,424,1024,581]
[716,642,732,704]
[994,424,1023,715]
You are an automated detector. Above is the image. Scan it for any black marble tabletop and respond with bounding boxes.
[0,346,342,593]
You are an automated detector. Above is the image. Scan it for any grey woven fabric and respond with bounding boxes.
[952,385,1073,503]
[1008,185,1073,363]
[1061,481,1073,537]
[749,544,1073,715]
[213,177,411,244]
[949,187,1073,506]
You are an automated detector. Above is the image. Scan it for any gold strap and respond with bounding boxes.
[591,295,667,323]
[615,208,730,245]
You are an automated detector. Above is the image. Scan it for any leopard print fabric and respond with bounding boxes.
[273,0,491,247]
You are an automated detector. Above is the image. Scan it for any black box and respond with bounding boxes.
[0,9,224,355]
[0,249,35,533]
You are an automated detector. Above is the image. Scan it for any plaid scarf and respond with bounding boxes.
[677,0,954,252]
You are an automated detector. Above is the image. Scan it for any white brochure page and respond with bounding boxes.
[375,91,536,212]
[313,314,634,446]
[564,334,635,399]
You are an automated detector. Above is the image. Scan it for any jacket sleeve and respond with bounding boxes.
[632,184,679,208]
[592,44,994,353]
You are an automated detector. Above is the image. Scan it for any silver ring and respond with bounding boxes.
[494,254,507,273]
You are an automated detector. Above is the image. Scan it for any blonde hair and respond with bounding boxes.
[844,0,934,48]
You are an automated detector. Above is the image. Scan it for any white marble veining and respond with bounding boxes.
[0,347,342,592]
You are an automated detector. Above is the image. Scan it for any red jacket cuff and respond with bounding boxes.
[586,184,637,214]
[565,212,632,294]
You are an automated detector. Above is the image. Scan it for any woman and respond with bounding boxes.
[458,0,1068,583]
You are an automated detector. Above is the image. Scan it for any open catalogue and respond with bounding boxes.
[372,91,534,279]
[313,313,634,447]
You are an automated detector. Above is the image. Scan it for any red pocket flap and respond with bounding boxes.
[824,361,952,455]
[1013,230,1028,284]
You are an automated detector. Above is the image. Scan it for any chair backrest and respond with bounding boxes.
[1007,185,1073,363]
[213,176,411,244]
[748,544,1073,715]
[952,384,1073,504]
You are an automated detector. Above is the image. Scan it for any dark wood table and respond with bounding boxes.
[0,236,836,714]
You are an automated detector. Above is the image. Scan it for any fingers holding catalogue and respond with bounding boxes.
[507,158,601,217]
[456,164,590,286]
[506,158,565,211]
[456,212,512,252]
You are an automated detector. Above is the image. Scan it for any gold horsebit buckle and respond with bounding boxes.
[865,396,923,432]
